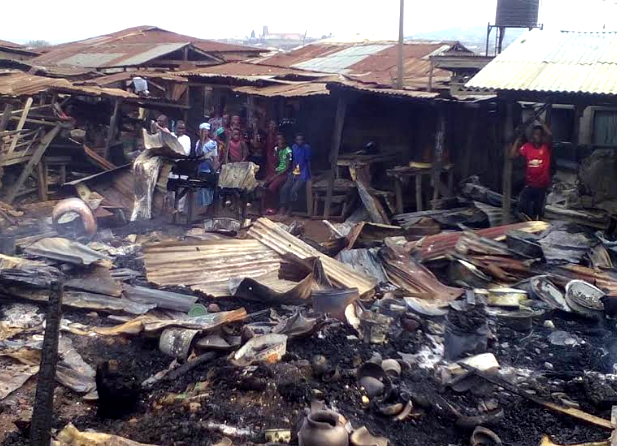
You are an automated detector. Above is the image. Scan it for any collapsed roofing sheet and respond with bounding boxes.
[143,239,282,296]
[466,29,617,95]
[247,218,377,297]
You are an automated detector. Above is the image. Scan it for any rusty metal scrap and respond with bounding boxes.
[408,221,550,261]
[380,246,463,302]
[247,218,377,297]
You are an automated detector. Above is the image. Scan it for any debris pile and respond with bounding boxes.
[2,201,617,446]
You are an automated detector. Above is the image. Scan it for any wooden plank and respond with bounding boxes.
[324,96,347,219]
[84,144,116,171]
[0,103,14,132]
[7,97,33,156]
[104,98,121,160]
[356,178,390,225]
[6,124,61,204]
[36,158,47,201]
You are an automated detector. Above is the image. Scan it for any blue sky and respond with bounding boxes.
[3,0,617,44]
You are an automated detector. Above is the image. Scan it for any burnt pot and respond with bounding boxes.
[298,410,349,446]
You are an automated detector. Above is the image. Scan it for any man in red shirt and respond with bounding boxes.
[510,120,553,220]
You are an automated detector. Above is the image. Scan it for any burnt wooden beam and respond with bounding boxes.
[6,124,62,204]
[104,98,122,160]
[0,103,15,132]
[30,281,63,446]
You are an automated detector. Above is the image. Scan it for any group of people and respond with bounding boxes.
[155,112,312,216]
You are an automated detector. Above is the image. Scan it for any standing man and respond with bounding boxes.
[279,133,311,216]
[510,120,553,220]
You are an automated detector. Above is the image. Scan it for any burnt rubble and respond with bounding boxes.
[1,192,617,446]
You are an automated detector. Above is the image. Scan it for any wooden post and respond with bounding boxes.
[396,0,405,89]
[36,158,48,201]
[431,107,446,209]
[0,103,15,132]
[415,174,423,211]
[324,96,347,219]
[104,98,122,160]
[572,104,584,152]
[502,102,515,224]
[30,281,63,446]
[394,177,404,214]
[7,97,33,156]
[6,124,62,204]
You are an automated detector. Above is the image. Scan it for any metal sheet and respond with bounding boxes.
[143,239,282,296]
[25,237,112,266]
[247,218,377,297]
[467,29,617,95]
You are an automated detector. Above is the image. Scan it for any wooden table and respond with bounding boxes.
[387,164,454,214]
[337,152,399,180]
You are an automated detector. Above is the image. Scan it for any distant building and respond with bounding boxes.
[219,25,319,52]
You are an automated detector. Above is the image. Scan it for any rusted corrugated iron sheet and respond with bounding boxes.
[0,72,139,98]
[143,239,283,297]
[30,26,262,69]
[89,70,188,87]
[179,61,324,78]
[409,221,549,261]
[258,40,468,89]
[232,82,328,98]
[247,218,377,297]
[467,29,617,96]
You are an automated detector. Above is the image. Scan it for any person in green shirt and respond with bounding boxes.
[262,134,292,215]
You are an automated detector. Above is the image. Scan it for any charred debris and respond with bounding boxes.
[2,160,617,446]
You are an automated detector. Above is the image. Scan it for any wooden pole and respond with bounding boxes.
[502,102,515,224]
[397,0,405,90]
[431,107,446,209]
[104,98,122,160]
[324,96,347,219]
[30,281,63,446]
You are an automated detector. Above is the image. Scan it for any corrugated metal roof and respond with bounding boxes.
[258,40,468,89]
[0,72,139,99]
[466,29,617,95]
[178,61,326,79]
[30,26,262,69]
[0,39,23,49]
[293,44,392,73]
[232,82,329,98]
